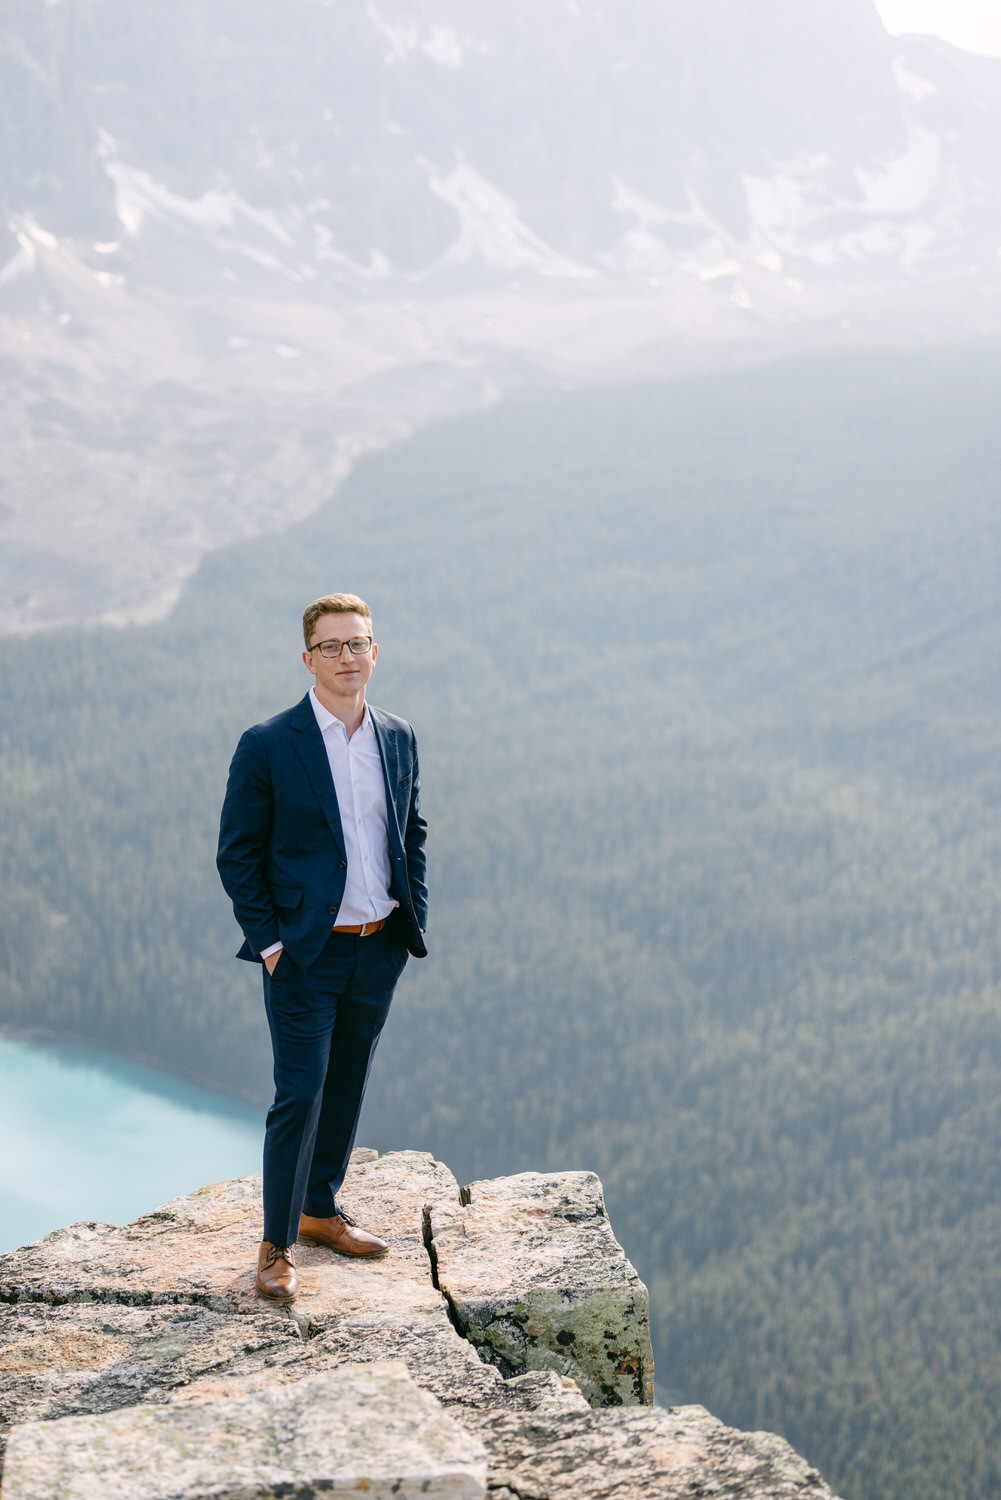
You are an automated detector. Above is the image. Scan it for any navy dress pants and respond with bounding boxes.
[261,924,409,1249]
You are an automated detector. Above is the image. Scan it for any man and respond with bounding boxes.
[217,593,427,1303]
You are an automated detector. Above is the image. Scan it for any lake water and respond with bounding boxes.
[0,1035,264,1254]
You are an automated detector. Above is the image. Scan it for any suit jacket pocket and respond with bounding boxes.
[271,886,304,909]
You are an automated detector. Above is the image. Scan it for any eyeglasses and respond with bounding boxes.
[308,635,373,659]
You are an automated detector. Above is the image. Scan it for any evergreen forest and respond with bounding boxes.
[2,346,1001,1500]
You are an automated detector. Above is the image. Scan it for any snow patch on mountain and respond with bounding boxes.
[367,4,467,67]
[313,224,392,280]
[601,230,675,276]
[856,120,943,216]
[96,134,321,281]
[366,4,418,64]
[424,159,594,279]
[422,26,463,68]
[742,115,957,270]
[892,57,940,103]
[0,218,67,286]
[0,228,37,287]
[605,180,743,278]
[743,153,835,242]
[101,136,292,245]
[611,177,670,229]
[5,32,49,86]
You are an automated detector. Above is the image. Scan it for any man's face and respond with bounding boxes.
[302,611,378,701]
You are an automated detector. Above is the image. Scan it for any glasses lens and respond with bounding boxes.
[310,636,371,657]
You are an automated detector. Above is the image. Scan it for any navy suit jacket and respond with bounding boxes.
[217,693,428,970]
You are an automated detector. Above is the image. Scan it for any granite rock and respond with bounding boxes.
[0,1149,843,1500]
[429,1170,653,1406]
[1,1361,488,1500]
[463,1376,838,1500]
[0,1171,268,1314]
[0,1149,448,1329]
[0,1301,302,1459]
[0,1151,501,1443]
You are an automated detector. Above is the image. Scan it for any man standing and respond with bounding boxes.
[217,593,427,1303]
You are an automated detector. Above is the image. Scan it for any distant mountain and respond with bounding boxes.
[5,0,1001,293]
[3,0,1001,630]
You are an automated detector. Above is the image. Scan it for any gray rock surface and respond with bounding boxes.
[430,1170,653,1406]
[0,1149,446,1327]
[0,1150,501,1448]
[0,1302,302,1458]
[1,1362,488,1500]
[466,1378,834,1500]
[0,1149,842,1499]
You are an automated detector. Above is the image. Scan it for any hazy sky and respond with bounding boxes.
[875,0,1001,56]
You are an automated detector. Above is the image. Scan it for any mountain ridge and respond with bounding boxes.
[6,1,1001,291]
[4,0,1001,631]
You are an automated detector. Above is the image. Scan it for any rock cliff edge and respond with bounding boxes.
[0,1149,840,1499]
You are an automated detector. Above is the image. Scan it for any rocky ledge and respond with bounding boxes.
[0,1149,840,1499]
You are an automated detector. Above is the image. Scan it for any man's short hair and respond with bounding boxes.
[302,593,372,649]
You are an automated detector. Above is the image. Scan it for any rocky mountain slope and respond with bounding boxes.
[7,0,1001,290]
[4,0,1001,631]
[0,1149,839,1499]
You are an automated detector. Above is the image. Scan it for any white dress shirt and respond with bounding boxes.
[260,689,397,958]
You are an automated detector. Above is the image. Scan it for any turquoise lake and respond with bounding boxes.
[0,1035,264,1254]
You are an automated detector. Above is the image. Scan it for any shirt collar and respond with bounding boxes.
[309,686,371,738]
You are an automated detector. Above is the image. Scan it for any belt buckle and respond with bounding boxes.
[359,921,370,937]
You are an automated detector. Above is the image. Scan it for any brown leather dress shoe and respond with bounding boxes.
[299,1209,389,1258]
[256,1241,298,1302]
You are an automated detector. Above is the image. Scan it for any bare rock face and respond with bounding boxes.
[2,1363,488,1500]
[430,1170,652,1406]
[0,1150,502,1446]
[464,1374,831,1500]
[0,1302,304,1434]
[0,1149,842,1500]
[0,1171,267,1312]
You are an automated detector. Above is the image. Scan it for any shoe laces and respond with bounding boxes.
[263,1243,295,1268]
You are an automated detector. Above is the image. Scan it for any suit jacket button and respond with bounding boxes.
[339,860,347,869]
[327,905,338,915]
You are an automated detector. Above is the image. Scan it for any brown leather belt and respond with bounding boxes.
[332,918,388,937]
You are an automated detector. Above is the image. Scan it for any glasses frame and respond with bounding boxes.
[307,634,374,660]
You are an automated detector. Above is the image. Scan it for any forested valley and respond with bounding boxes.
[2,346,1001,1500]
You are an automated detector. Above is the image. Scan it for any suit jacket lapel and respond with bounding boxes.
[370,707,403,849]
[288,693,347,861]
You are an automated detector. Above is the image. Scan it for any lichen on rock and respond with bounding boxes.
[0,1149,842,1500]
[429,1169,654,1406]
